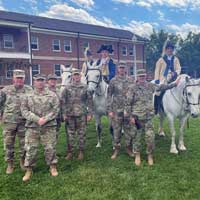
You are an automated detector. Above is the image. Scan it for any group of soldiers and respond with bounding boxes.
[0,41,181,182]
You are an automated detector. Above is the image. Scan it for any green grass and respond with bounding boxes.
[0,117,200,200]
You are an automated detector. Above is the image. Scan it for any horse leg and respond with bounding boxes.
[95,115,102,148]
[168,116,178,154]
[158,112,165,137]
[178,115,189,151]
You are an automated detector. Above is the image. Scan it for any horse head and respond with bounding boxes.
[85,61,102,95]
[183,76,200,118]
[60,64,73,87]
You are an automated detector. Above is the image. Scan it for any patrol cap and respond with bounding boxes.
[72,68,81,75]
[13,69,25,78]
[47,74,58,80]
[137,69,146,76]
[117,61,126,68]
[33,74,46,80]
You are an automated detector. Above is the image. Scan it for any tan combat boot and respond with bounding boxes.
[134,152,141,166]
[6,161,14,174]
[20,159,25,171]
[50,165,58,177]
[111,147,120,160]
[22,168,32,182]
[148,154,154,166]
[77,151,84,161]
[126,146,134,157]
[65,152,73,160]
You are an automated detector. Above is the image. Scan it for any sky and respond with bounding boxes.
[1,0,200,38]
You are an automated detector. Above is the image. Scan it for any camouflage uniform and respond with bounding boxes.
[125,81,155,154]
[61,82,93,153]
[107,74,134,149]
[47,74,62,137]
[0,84,32,162]
[21,85,59,168]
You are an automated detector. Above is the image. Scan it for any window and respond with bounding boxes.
[83,42,89,51]
[3,34,14,48]
[122,46,127,56]
[54,64,61,77]
[32,64,40,76]
[130,66,134,76]
[64,39,72,52]
[129,46,134,56]
[31,36,39,50]
[52,39,60,51]
[6,64,14,79]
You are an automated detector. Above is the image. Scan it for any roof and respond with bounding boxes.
[0,10,145,41]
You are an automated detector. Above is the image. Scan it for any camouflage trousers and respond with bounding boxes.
[112,115,136,148]
[2,122,26,162]
[65,116,86,152]
[133,119,155,155]
[24,126,57,167]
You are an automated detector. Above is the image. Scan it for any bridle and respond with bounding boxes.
[85,68,102,88]
[183,83,200,106]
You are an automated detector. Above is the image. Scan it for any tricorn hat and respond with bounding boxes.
[97,44,114,53]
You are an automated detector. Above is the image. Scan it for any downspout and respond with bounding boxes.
[27,23,32,85]
[77,32,80,69]
[117,38,120,63]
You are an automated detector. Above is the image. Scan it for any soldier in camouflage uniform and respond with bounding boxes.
[107,62,135,160]
[0,69,32,174]
[47,74,62,138]
[125,69,181,166]
[21,74,59,182]
[61,69,93,161]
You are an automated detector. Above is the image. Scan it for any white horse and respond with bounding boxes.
[158,74,200,154]
[85,63,112,148]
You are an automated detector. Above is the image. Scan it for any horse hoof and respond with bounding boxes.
[158,131,165,137]
[96,143,101,148]
[170,148,178,154]
[178,145,187,151]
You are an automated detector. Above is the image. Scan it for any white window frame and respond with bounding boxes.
[122,46,127,56]
[64,39,72,52]
[54,64,61,77]
[3,34,14,49]
[32,64,40,77]
[31,36,39,50]
[6,64,15,79]
[52,39,61,52]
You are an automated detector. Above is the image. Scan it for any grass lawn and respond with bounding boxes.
[0,117,200,200]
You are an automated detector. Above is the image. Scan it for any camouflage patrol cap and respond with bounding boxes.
[117,61,126,68]
[137,69,146,76]
[33,73,46,80]
[72,68,81,75]
[47,74,58,80]
[13,69,25,78]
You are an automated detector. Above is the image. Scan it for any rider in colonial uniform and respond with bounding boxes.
[96,44,116,83]
[154,40,182,114]
[81,47,94,77]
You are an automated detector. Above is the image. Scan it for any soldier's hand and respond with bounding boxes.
[130,117,135,125]
[38,117,46,126]
[87,115,92,121]
[63,115,68,121]
[108,112,114,118]
[124,111,129,117]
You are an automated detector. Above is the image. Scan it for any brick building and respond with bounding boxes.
[0,10,147,86]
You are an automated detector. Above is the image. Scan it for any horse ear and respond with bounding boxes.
[185,76,190,83]
[93,60,100,68]
[69,64,73,70]
[60,64,66,73]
